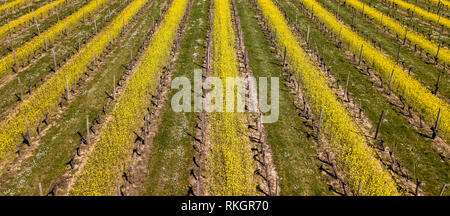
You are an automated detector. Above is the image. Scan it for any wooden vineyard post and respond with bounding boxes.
[403,29,407,45]
[92,50,95,66]
[206,46,210,76]
[12,49,17,72]
[32,9,36,23]
[6,18,10,35]
[198,111,204,196]
[337,4,340,18]
[83,9,85,24]
[388,69,394,95]
[35,19,40,35]
[306,25,310,46]
[38,183,43,196]
[113,74,116,100]
[435,43,441,63]
[362,3,365,16]
[130,49,133,63]
[109,32,113,49]
[94,19,97,33]
[297,70,301,93]
[338,26,342,45]
[357,179,362,196]
[351,9,355,29]
[431,108,441,139]
[396,43,401,65]
[8,28,12,50]
[440,183,448,196]
[260,114,268,193]
[433,70,442,95]
[65,18,69,36]
[44,33,48,51]
[282,47,286,68]
[51,49,57,71]
[25,116,30,144]
[437,25,443,46]
[65,76,69,92]
[375,110,385,139]
[143,115,147,146]
[275,177,279,195]
[201,105,205,144]
[415,178,421,196]
[19,77,23,100]
[123,18,126,34]
[344,71,350,101]
[86,115,90,144]
[259,114,263,141]
[358,44,363,65]
[117,183,121,196]
[317,108,323,140]
[78,38,81,51]
[199,63,208,196]
[419,115,423,128]
[437,12,441,26]
[123,180,127,196]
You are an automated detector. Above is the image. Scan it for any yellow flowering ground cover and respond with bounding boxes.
[206,0,256,196]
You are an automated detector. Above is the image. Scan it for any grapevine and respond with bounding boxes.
[258,0,399,195]
[344,0,450,65]
[387,0,450,29]
[0,0,143,163]
[0,0,67,40]
[0,0,30,16]
[431,0,450,7]
[71,0,188,196]
[0,0,112,79]
[302,0,450,141]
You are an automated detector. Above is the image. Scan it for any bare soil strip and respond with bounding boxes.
[189,0,213,196]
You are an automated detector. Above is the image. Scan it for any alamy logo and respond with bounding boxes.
[171,69,279,123]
